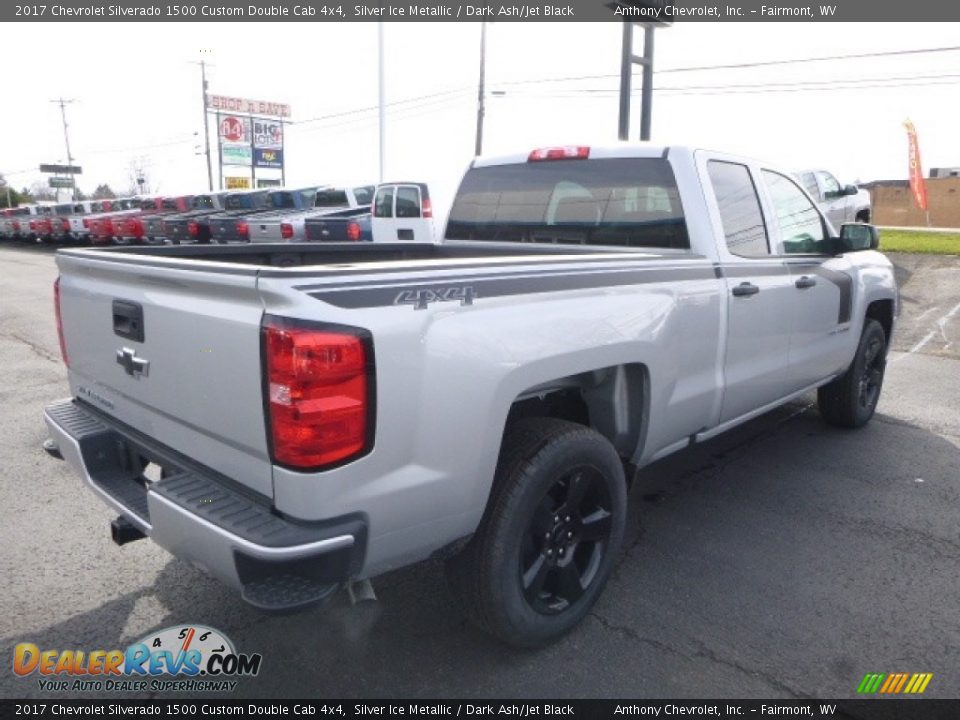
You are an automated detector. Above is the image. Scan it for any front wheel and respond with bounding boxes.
[447,418,627,647]
[818,318,887,428]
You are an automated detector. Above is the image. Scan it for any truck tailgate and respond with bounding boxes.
[56,253,274,497]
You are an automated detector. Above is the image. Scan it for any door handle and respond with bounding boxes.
[732,282,760,297]
[795,275,817,289]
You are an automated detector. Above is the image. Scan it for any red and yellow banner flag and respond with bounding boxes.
[903,120,928,211]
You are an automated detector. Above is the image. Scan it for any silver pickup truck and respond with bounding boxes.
[45,144,897,647]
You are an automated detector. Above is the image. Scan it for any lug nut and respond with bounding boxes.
[546,549,553,556]
[565,515,571,522]
[554,515,560,523]
[567,531,573,538]
[558,548,565,556]
[545,531,551,539]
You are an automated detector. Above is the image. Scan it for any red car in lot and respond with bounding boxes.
[88,198,156,245]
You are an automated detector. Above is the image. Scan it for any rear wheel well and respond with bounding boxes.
[505,364,648,469]
[866,299,893,344]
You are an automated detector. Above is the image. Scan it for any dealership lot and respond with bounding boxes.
[0,244,957,699]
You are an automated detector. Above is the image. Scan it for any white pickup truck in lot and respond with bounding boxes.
[45,144,897,647]
[797,169,872,227]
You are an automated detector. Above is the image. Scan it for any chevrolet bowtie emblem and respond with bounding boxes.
[116,347,150,378]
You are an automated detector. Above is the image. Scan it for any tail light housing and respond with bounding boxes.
[263,317,374,470]
[129,217,144,238]
[187,221,199,237]
[345,222,361,241]
[280,222,294,240]
[83,218,90,229]
[421,197,433,219]
[61,219,71,232]
[236,221,249,238]
[53,277,69,367]
[29,220,36,231]
[12,221,20,231]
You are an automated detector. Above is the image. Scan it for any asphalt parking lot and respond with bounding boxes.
[0,244,957,700]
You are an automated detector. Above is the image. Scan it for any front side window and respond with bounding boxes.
[707,160,769,257]
[799,173,820,200]
[762,170,827,254]
[816,171,841,198]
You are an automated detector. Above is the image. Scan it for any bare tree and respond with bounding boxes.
[126,156,153,196]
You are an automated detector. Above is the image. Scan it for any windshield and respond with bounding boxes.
[446,157,689,249]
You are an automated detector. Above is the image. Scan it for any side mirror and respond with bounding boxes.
[839,223,879,252]
[843,184,859,196]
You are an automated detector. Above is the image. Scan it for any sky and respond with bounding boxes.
[3,21,959,218]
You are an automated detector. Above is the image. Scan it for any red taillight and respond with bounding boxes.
[528,146,590,162]
[187,221,199,237]
[29,220,36,230]
[236,221,249,238]
[12,221,19,231]
[83,218,90,229]
[263,319,371,469]
[61,219,71,232]
[129,218,144,237]
[421,196,433,219]
[103,219,114,234]
[345,222,361,242]
[280,222,294,240]
[54,277,69,367]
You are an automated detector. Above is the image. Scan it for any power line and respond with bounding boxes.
[492,45,960,89]
[288,87,471,128]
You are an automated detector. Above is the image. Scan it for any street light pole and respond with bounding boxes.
[475,21,488,157]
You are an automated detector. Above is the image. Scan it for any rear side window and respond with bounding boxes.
[374,187,394,218]
[799,173,820,199]
[707,160,769,257]
[396,187,421,218]
[446,157,689,249]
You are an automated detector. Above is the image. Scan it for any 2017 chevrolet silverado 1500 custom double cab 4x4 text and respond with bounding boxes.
[45,145,896,647]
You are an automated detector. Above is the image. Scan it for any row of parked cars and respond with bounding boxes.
[0,182,436,246]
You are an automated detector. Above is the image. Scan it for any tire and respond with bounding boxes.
[447,418,627,647]
[818,318,887,428]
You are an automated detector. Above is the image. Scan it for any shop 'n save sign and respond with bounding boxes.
[207,94,291,119]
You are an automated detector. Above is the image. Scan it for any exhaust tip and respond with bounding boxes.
[111,517,146,546]
[42,438,64,461]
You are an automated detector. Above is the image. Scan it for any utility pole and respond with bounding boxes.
[191,59,215,192]
[52,98,77,200]
[474,22,488,157]
[377,23,385,182]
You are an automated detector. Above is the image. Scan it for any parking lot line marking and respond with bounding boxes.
[915,306,940,321]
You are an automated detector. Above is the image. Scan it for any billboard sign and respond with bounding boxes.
[207,94,291,119]
[253,119,283,149]
[48,177,75,188]
[254,148,283,169]
[40,163,82,175]
[222,143,252,166]
[219,115,250,143]
[225,177,251,189]
[257,179,282,188]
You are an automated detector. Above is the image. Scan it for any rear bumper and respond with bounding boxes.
[44,398,367,612]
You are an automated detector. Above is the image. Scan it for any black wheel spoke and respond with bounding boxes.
[579,509,612,541]
[565,471,590,508]
[522,554,550,602]
[556,562,584,603]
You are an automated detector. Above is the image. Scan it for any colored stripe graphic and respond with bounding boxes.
[857,672,932,694]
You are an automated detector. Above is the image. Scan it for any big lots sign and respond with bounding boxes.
[207,94,291,119]
[253,120,283,149]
